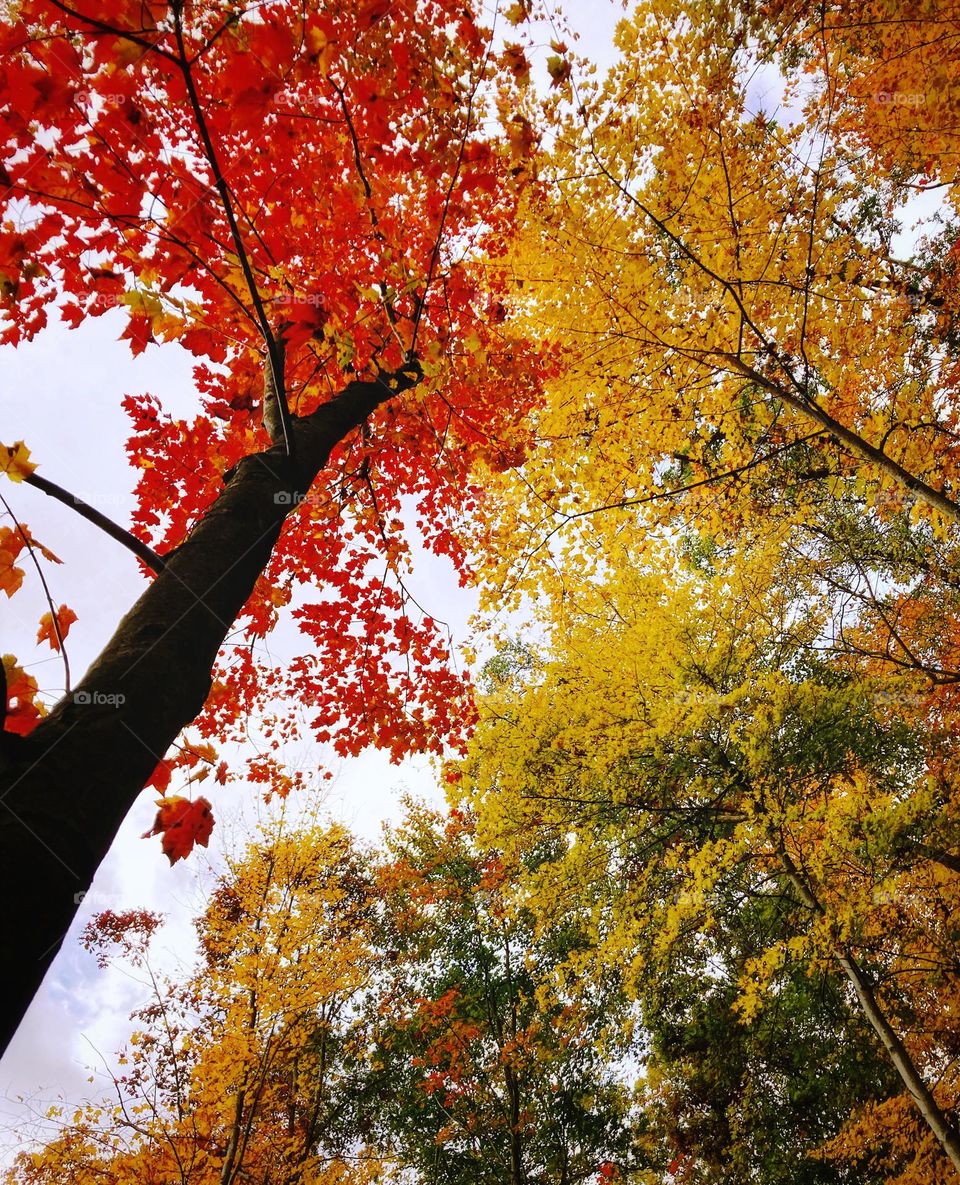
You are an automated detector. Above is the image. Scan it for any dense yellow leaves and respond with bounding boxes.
[6,822,382,1185]
[456,12,960,1165]
[472,0,960,618]
[458,521,960,1178]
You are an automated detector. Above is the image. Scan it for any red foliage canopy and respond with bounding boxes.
[1,0,546,768]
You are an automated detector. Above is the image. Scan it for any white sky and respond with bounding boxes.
[0,0,625,1164]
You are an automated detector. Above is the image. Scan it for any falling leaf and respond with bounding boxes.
[142,795,215,864]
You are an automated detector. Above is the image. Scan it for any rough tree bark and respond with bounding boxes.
[0,363,419,1055]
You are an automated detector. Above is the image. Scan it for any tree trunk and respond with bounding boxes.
[779,849,960,1176]
[0,366,418,1055]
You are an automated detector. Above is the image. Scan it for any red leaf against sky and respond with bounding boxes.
[141,796,214,865]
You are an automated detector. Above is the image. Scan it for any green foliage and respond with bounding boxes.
[362,802,646,1185]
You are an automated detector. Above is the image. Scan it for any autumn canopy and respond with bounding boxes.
[4,0,960,1181]
[0,0,543,1046]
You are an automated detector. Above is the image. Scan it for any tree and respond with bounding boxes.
[5,808,653,1185]
[456,535,960,1180]
[4,819,381,1184]
[471,0,960,608]
[0,0,543,1049]
[361,801,645,1185]
[638,893,896,1185]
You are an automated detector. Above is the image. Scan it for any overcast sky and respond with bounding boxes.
[0,0,626,1165]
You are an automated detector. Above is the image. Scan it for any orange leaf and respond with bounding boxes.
[36,604,78,651]
[0,527,25,598]
[20,527,61,565]
[2,654,44,735]
[141,795,214,865]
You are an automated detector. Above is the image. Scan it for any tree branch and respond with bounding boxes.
[24,472,165,573]
[720,353,960,524]
[778,845,960,1173]
[170,0,292,458]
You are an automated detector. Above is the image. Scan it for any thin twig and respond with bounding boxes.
[330,78,405,350]
[170,0,292,459]
[0,491,71,692]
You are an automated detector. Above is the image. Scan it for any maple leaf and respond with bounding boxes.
[0,527,25,598]
[145,758,173,794]
[280,298,327,349]
[36,604,77,650]
[504,0,531,24]
[505,115,538,165]
[141,796,214,865]
[0,440,36,482]
[19,527,60,564]
[119,313,155,356]
[546,54,572,89]
[502,43,531,86]
[2,654,44,735]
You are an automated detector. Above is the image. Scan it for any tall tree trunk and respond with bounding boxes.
[503,933,525,1185]
[0,365,418,1055]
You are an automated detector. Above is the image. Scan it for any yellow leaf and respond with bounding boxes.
[0,440,36,482]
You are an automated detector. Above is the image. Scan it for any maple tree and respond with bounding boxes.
[0,0,544,1050]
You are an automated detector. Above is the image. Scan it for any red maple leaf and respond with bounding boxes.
[142,796,214,865]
